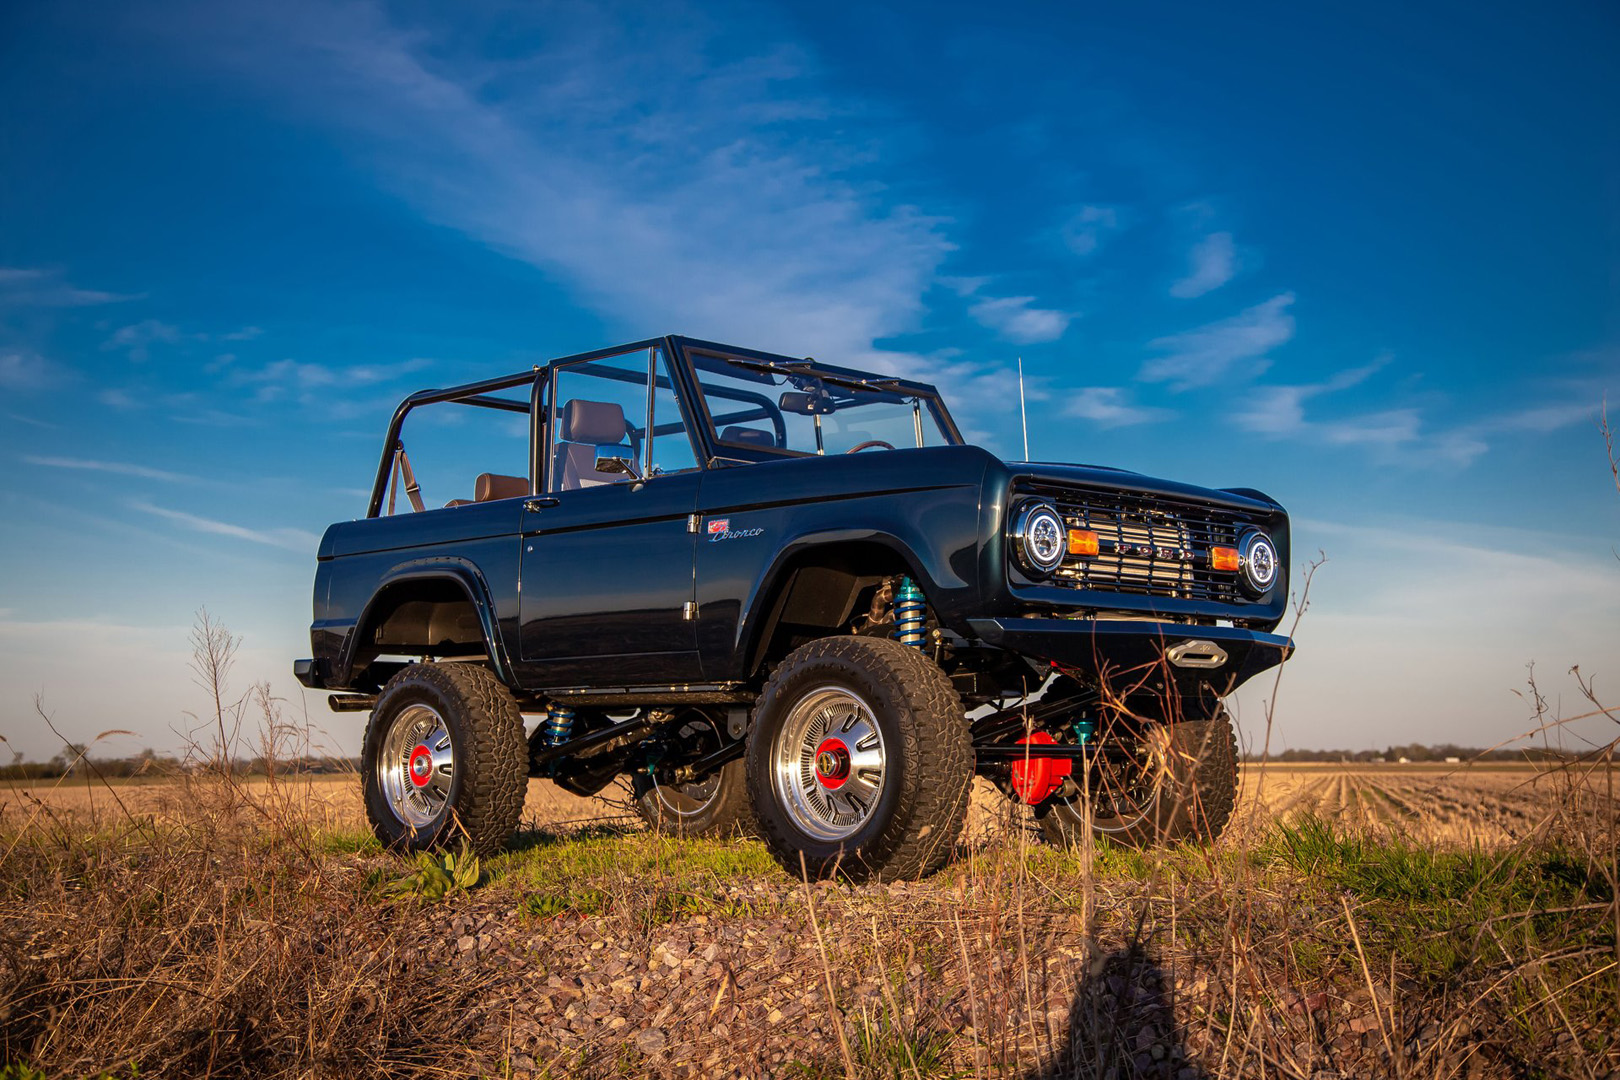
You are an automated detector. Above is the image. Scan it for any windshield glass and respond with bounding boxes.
[689,351,955,456]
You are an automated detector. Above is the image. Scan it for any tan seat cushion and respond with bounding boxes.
[475,473,529,502]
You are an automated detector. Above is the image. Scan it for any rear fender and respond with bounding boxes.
[339,559,514,688]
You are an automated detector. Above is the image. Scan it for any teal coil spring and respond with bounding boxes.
[892,576,926,649]
[544,704,576,746]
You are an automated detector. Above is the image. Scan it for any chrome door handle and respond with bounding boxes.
[524,498,560,511]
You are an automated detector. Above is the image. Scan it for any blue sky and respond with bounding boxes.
[2,0,1617,760]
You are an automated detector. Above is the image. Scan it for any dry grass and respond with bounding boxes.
[1,757,1615,1079]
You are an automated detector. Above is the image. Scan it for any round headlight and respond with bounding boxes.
[1238,529,1278,594]
[1013,501,1067,576]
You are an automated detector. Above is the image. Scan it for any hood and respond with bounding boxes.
[1000,459,1282,516]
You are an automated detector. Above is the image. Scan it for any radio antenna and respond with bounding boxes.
[1018,357,1030,461]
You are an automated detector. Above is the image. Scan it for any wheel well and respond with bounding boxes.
[748,542,919,677]
[351,579,490,679]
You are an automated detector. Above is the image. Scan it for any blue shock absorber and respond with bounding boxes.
[892,576,927,649]
[543,704,576,747]
[1073,716,1097,744]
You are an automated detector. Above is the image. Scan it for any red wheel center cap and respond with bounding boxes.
[814,738,851,789]
[408,745,433,788]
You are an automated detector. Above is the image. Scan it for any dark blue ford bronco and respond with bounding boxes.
[296,336,1292,880]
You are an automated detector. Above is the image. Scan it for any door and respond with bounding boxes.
[517,346,705,686]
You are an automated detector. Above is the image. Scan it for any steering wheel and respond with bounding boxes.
[845,440,895,454]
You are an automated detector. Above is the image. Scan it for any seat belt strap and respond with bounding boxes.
[397,446,426,513]
[387,445,427,515]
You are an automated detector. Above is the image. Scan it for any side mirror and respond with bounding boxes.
[780,390,835,416]
[594,452,642,480]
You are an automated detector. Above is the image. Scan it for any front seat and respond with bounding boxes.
[555,400,636,490]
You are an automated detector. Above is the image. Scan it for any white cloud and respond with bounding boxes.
[1060,205,1120,257]
[1235,354,1598,468]
[0,350,61,390]
[0,267,134,308]
[103,319,185,362]
[968,295,1073,344]
[129,499,320,552]
[150,2,974,389]
[237,356,433,403]
[1234,354,1391,438]
[1065,387,1173,428]
[24,455,196,483]
[99,388,142,409]
[1169,231,1236,298]
[1140,293,1295,391]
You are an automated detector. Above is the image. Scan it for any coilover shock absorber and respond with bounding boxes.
[543,703,576,747]
[892,576,926,649]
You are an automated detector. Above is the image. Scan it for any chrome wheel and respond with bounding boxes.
[378,703,455,829]
[771,686,886,842]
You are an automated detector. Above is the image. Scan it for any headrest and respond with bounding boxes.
[722,426,776,447]
[475,473,529,502]
[560,400,628,445]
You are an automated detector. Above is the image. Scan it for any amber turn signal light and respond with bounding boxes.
[1210,546,1240,572]
[1067,529,1099,557]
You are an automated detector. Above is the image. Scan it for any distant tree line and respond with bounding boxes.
[0,748,361,782]
[1246,743,1570,763]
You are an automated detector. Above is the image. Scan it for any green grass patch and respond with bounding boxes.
[1263,815,1616,985]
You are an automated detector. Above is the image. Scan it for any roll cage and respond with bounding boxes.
[365,335,964,519]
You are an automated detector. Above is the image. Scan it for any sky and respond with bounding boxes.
[1,0,1617,762]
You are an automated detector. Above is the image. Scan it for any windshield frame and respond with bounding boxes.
[671,337,963,464]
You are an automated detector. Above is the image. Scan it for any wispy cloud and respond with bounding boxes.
[102,319,185,362]
[152,2,977,387]
[1060,205,1120,257]
[100,320,265,362]
[98,388,142,409]
[1169,231,1236,298]
[24,455,198,483]
[0,267,134,308]
[1234,355,1598,467]
[128,499,319,552]
[967,295,1073,344]
[1140,293,1294,391]
[0,350,62,390]
[1233,354,1391,437]
[1065,387,1173,428]
[237,356,434,403]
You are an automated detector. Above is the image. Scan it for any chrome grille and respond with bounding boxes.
[1017,483,1249,603]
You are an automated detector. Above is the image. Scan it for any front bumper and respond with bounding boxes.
[966,617,1293,693]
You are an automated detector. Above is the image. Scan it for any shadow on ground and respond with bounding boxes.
[1031,946,1206,1080]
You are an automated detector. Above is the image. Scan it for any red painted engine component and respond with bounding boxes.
[1009,731,1073,804]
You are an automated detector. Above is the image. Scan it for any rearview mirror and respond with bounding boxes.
[780,390,835,416]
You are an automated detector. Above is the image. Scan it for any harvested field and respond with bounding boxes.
[1241,762,1620,849]
[1,761,1616,1079]
[7,762,1612,849]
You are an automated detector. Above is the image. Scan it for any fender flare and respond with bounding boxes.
[734,528,941,675]
[340,557,515,687]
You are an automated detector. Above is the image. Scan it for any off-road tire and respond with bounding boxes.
[1038,708,1238,849]
[634,759,756,838]
[362,662,527,857]
[746,636,972,882]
